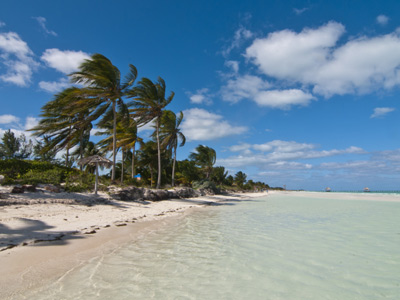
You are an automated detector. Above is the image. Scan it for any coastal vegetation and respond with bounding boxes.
[0,53,270,193]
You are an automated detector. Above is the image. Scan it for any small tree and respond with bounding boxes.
[234,171,247,189]
[212,166,228,187]
[33,136,58,162]
[189,145,216,179]
[0,130,32,159]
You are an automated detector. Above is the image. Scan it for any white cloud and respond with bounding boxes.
[0,114,20,124]
[0,32,38,86]
[188,88,213,105]
[39,78,71,93]
[293,7,309,15]
[370,107,395,118]
[222,26,253,57]
[41,48,90,74]
[254,89,315,109]
[376,15,389,26]
[0,116,39,139]
[24,116,39,131]
[245,22,400,97]
[221,140,365,169]
[246,22,345,83]
[33,16,57,36]
[229,143,252,152]
[221,74,270,103]
[221,74,313,109]
[253,140,315,153]
[224,60,239,74]
[181,108,247,141]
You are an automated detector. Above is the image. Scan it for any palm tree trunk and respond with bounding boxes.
[131,143,136,179]
[111,100,117,181]
[150,167,154,188]
[172,146,177,187]
[121,149,124,183]
[95,162,99,195]
[66,145,70,167]
[79,132,84,171]
[156,118,162,189]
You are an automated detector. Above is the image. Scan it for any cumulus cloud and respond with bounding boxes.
[221,74,270,103]
[39,78,71,93]
[187,88,213,105]
[245,22,400,97]
[0,115,39,139]
[24,116,39,131]
[376,15,389,26]
[0,32,38,86]
[33,16,57,36]
[41,48,90,74]
[370,107,395,118]
[181,108,247,141]
[254,89,315,109]
[221,74,314,109]
[246,22,345,83]
[0,114,20,124]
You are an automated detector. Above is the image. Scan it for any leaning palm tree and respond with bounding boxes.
[189,145,217,179]
[29,87,93,167]
[157,110,186,187]
[128,77,174,188]
[70,53,138,181]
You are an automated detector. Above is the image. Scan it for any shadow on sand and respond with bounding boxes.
[0,191,129,209]
[0,218,84,251]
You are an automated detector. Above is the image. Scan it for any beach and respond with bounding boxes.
[0,186,268,299]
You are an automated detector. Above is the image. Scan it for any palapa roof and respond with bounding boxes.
[77,155,113,168]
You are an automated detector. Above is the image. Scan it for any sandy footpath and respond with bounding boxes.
[0,186,269,299]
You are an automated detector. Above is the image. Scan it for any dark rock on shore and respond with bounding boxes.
[111,186,205,202]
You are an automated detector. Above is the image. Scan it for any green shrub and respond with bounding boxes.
[20,168,68,185]
[192,180,219,193]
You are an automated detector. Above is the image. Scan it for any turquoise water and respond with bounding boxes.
[24,193,400,299]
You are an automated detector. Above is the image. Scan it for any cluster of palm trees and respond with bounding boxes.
[31,53,185,188]
[28,53,270,190]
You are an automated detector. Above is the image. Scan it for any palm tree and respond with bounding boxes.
[234,171,247,189]
[29,87,93,167]
[70,53,138,181]
[212,166,228,187]
[97,115,141,183]
[136,141,158,187]
[189,145,216,179]
[157,110,186,187]
[128,77,174,188]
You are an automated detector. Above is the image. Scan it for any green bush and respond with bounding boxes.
[20,169,68,185]
[0,159,84,186]
[192,180,219,193]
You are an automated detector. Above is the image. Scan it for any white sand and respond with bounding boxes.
[0,186,268,299]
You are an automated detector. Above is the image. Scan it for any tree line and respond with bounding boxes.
[0,54,269,191]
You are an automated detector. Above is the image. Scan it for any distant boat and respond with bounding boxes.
[325,187,331,192]
[364,187,370,192]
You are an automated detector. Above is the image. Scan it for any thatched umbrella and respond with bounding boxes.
[78,155,112,195]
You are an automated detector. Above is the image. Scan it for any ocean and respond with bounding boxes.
[22,192,400,299]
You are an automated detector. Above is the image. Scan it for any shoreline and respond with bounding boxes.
[0,187,268,299]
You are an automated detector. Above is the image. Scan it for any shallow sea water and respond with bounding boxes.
[23,193,400,299]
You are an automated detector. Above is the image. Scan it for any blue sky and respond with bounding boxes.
[1,0,400,191]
